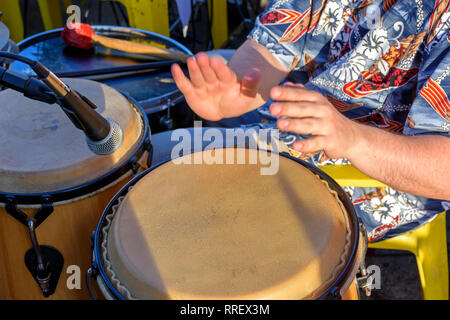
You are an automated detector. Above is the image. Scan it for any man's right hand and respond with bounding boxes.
[171,52,262,121]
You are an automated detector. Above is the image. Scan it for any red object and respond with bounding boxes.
[61,23,95,50]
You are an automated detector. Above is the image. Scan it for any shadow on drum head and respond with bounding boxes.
[96,147,356,299]
[116,202,170,299]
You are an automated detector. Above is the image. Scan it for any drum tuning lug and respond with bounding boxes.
[145,141,154,168]
[130,158,145,174]
[90,230,96,259]
[4,197,54,228]
[86,268,99,300]
[356,276,372,297]
[356,261,372,297]
[4,196,28,226]
[90,230,98,270]
[24,219,63,298]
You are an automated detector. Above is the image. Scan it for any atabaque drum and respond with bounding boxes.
[9,26,194,133]
[91,148,365,299]
[0,78,151,299]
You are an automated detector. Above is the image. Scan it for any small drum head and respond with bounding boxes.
[0,78,144,194]
[101,149,352,299]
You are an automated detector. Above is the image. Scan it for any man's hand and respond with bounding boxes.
[171,52,262,121]
[269,83,450,200]
[269,83,363,160]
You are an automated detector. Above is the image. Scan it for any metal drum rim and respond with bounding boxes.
[16,25,193,56]
[14,26,193,115]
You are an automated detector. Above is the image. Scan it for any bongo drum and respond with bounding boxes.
[0,78,151,299]
[91,148,365,300]
[8,26,193,133]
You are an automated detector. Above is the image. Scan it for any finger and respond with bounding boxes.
[292,136,326,154]
[240,68,261,98]
[277,117,324,135]
[187,56,206,88]
[283,82,304,88]
[210,57,237,83]
[270,86,321,102]
[196,52,219,84]
[270,102,324,118]
[171,63,194,94]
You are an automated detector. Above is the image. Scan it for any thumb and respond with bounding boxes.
[283,81,304,88]
[240,68,261,98]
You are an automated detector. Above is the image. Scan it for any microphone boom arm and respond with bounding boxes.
[0,51,124,155]
[0,66,57,104]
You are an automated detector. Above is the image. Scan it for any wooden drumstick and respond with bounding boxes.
[62,23,191,63]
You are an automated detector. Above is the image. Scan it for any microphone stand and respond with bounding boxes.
[0,51,124,155]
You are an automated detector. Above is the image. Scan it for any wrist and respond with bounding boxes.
[345,121,369,162]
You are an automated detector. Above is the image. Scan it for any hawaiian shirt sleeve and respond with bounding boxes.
[248,0,325,71]
[403,29,450,136]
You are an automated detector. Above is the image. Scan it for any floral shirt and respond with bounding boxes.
[248,0,450,242]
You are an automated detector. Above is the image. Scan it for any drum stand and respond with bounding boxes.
[5,200,63,298]
[159,101,173,130]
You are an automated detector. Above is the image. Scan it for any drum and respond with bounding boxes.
[8,26,194,133]
[0,78,151,299]
[91,148,365,300]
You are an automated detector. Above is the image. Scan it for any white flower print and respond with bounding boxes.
[315,1,344,37]
[442,122,450,132]
[331,53,366,82]
[329,8,358,60]
[361,200,397,225]
[360,187,428,226]
[360,190,399,225]
[356,28,389,60]
[399,196,428,222]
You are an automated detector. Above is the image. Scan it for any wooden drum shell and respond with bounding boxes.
[0,155,150,300]
[0,180,120,299]
[0,78,151,300]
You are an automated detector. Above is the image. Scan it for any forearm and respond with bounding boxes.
[349,123,450,200]
[228,38,289,111]
[267,75,450,201]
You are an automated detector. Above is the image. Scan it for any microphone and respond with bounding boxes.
[30,62,124,155]
[0,66,57,104]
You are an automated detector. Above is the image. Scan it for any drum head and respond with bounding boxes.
[0,78,144,194]
[102,149,352,299]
